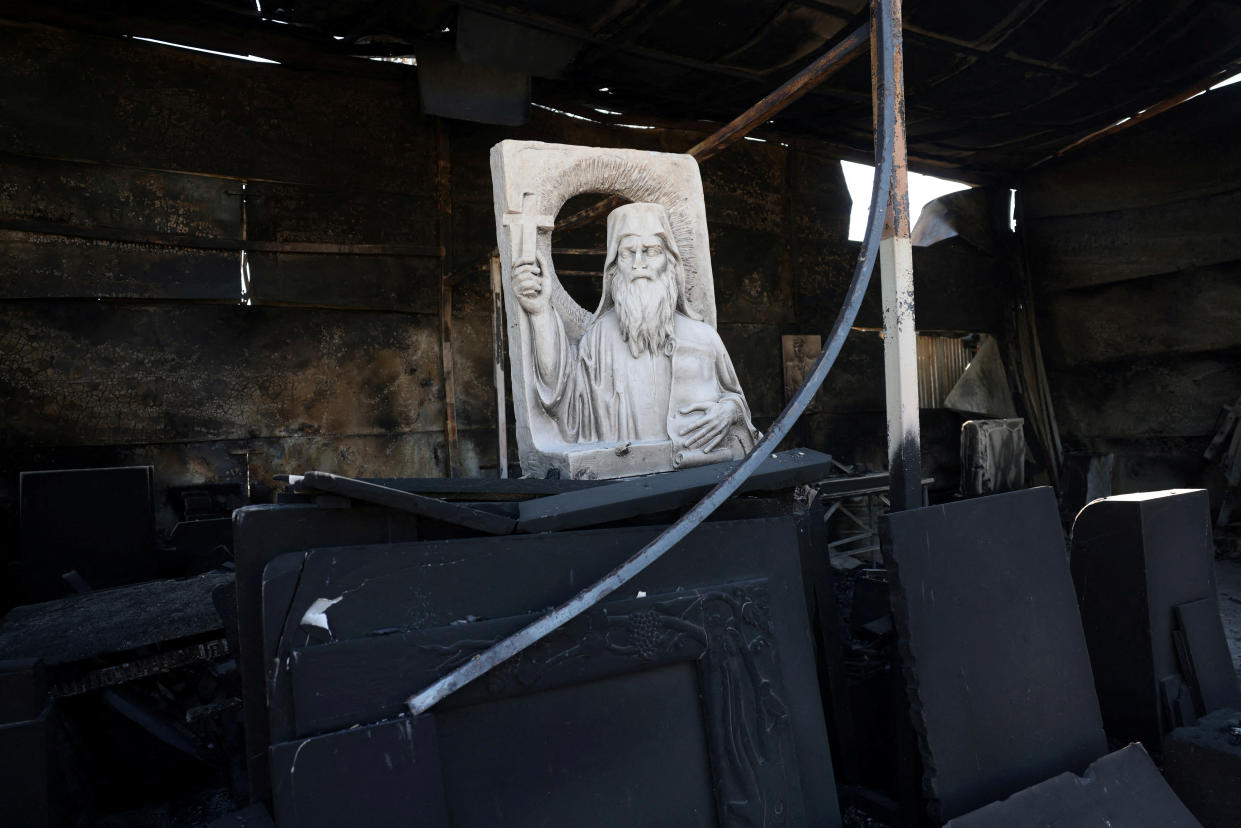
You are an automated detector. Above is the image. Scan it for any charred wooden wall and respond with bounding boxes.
[0,21,458,556]
[1022,83,1241,500]
[0,19,1007,558]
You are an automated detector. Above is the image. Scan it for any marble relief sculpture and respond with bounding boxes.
[492,141,759,479]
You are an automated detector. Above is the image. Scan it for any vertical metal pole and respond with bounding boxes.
[489,254,509,479]
[871,0,922,511]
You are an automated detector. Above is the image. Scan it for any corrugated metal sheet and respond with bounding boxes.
[917,334,971,408]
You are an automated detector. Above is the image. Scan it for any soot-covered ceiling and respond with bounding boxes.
[11,0,1241,178]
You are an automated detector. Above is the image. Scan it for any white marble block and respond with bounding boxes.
[491,140,759,479]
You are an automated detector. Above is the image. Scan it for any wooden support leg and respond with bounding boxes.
[490,255,509,479]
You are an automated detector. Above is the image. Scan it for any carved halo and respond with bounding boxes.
[531,153,716,340]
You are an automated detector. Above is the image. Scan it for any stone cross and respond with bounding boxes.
[501,192,555,263]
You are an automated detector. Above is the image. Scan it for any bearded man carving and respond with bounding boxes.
[513,202,759,460]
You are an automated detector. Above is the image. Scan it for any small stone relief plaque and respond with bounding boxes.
[782,335,822,412]
[491,140,760,479]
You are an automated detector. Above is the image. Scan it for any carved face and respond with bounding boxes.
[610,232,677,358]
[615,234,668,282]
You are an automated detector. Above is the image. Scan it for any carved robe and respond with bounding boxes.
[532,307,760,460]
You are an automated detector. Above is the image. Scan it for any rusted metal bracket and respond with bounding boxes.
[405,0,902,716]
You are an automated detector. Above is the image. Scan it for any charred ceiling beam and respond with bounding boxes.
[0,0,415,73]
[790,0,858,23]
[551,24,871,234]
[451,0,767,83]
[688,24,871,161]
[1037,55,1241,167]
[450,0,875,115]
[902,26,1082,79]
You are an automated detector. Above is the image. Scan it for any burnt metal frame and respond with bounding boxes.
[409,0,913,715]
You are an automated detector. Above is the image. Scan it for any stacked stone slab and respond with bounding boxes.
[881,487,1107,821]
[944,744,1200,827]
[882,487,1203,825]
[1070,489,1241,748]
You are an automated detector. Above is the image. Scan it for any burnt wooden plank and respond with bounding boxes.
[244,183,438,247]
[296,471,515,535]
[712,226,793,325]
[1049,354,1241,440]
[247,253,441,312]
[0,572,232,665]
[0,23,434,190]
[1022,84,1241,219]
[798,237,1005,335]
[446,312,504,429]
[0,231,239,300]
[0,301,445,446]
[701,140,787,234]
[1026,188,1241,293]
[0,154,240,238]
[717,323,785,418]
[906,239,1005,333]
[515,448,832,533]
[1041,263,1241,367]
[0,154,242,298]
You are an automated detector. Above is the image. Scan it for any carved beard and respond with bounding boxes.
[610,264,677,359]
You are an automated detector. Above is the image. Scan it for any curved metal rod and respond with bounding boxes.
[408,0,900,716]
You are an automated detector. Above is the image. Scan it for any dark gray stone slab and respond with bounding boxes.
[515,448,832,533]
[296,471,517,535]
[232,503,421,802]
[881,486,1107,822]
[1175,599,1241,715]
[263,516,839,828]
[944,743,1201,828]
[1070,489,1231,748]
[286,476,603,500]
[1163,707,1241,828]
[270,714,447,828]
[20,465,156,601]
